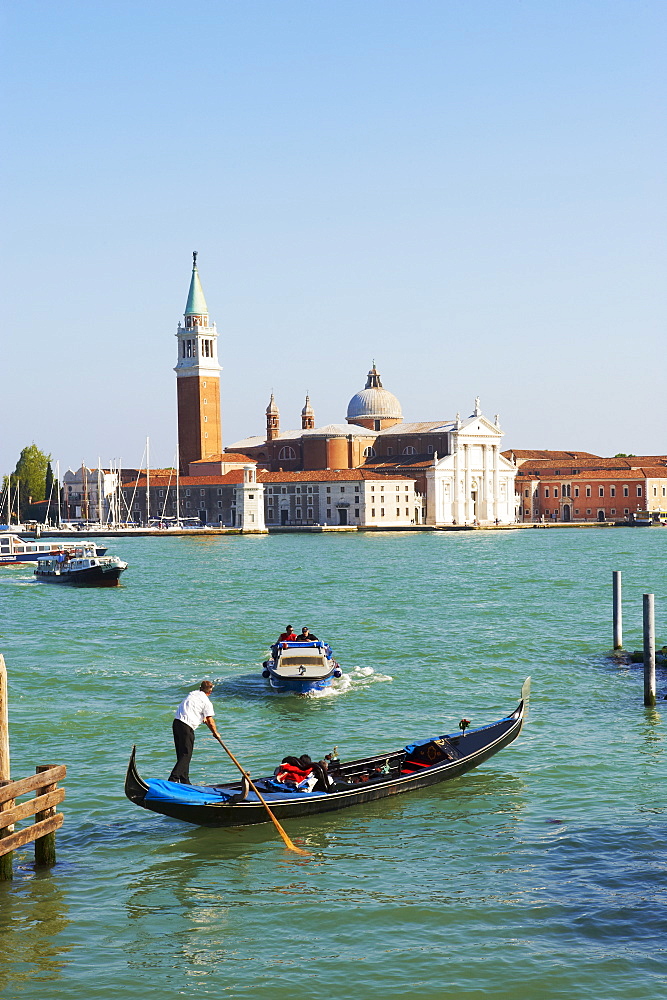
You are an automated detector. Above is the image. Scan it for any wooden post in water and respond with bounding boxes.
[0,655,11,880]
[34,765,58,866]
[643,594,656,707]
[612,571,623,649]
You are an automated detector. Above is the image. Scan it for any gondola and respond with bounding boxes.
[125,678,530,829]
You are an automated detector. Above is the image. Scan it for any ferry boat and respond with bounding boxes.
[34,544,127,586]
[262,640,342,694]
[0,532,108,566]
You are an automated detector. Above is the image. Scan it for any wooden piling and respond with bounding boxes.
[613,571,622,649]
[34,765,58,867]
[0,780,13,881]
[0,655,11,880]
[643,593,656,707]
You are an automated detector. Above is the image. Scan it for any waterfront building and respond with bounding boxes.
[175,253,222,473]
[123,468,418,529]
[512,453,667,522]
[62,465,122,522]
[223,366,515,526]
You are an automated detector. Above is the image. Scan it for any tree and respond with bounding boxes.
[7,444,52,520]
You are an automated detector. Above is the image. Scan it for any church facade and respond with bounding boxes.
[174,257,518,526]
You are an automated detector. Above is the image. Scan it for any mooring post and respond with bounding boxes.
[612,571,622,649]
[643,593,656,707]
[34,765,58,867]
[0,655,11,880]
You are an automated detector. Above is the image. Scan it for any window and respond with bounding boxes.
[204,416,208,422]
[624,508,629,515]
[355,508,359,517]
[599,487,604,497]
[554,488,559,498]
[610,487,615,497]
[363,446,376,458]
[623,486,629,497]
[545,488,550,498]
[200,489,206,496]
[278,446,296,460]
[296,508,302,518]
[158,489,164,497]
[355,486,360,493]
[268,508,274,519]
[653,487,658,497]
[402,446,416,455]
[574,487,579,497]
[186,501,191,508]
[637,486,643,497]
[405,509,409,517]
[217,488,223,495]
[427,444,434,454]
[326,487,331,494]
[295,486,301,494]
[307,508,313,518]
[611,508,616,515]
[185,489,191,496]
[267,487,273,495]
[281,487,287,494]
[381,508,385,517]
[574,509,579,515]
[586,487,591,497]
[663,487,666,497]
[217,501,222,508]
[371,508,376,517]
[307,486,313,494]
[396,508,400,517]
[586,509,591,515]
[524,489,529,498]
[386,447,393,456]
[340,487,345,493]
[326,508,331,518]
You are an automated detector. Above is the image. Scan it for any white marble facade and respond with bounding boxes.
[425,408,517,526]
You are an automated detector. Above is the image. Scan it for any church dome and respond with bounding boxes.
[346,365,402,423]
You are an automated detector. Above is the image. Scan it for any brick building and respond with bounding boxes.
[511,452,667,522]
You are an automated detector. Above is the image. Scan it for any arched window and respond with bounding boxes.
[402,446,416,455]
[278,446,296,460]
[363,446,376,458]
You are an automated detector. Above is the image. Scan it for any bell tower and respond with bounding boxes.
[175,253,222,473]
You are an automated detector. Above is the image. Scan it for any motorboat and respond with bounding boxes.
[0,532,108,566]
[34,543,127,586]
[262,640,342,694]
[124,679,530,829]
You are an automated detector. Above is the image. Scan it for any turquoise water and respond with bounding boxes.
[0,529,665,1000]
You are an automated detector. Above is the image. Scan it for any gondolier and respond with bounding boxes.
[168,680,223,784]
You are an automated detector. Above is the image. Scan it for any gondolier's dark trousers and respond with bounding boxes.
[169,719,195,784]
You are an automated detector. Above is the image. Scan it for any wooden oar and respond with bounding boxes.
[216,738,310,857]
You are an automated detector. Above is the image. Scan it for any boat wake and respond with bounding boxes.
[302,665,393,698]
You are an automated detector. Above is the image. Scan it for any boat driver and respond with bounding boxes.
[296,626,318,642]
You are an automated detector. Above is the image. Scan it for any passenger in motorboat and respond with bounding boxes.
[277,625,298,642]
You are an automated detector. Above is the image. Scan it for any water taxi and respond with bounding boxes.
[34,544,127,586]
[262,640,342,693]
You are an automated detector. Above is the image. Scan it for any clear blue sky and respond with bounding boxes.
[1,1,665,475]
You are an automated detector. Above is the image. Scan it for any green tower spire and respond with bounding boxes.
[185,251,209,316]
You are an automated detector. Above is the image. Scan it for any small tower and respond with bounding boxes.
[175,253,222,473]
[237,465,267,533]
[301,394,315,430]
[266,393,280,442]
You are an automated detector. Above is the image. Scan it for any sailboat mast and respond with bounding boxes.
[176,442,180,527]
[146,437,150,525]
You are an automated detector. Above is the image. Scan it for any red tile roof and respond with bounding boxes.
[129,468,414,488]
